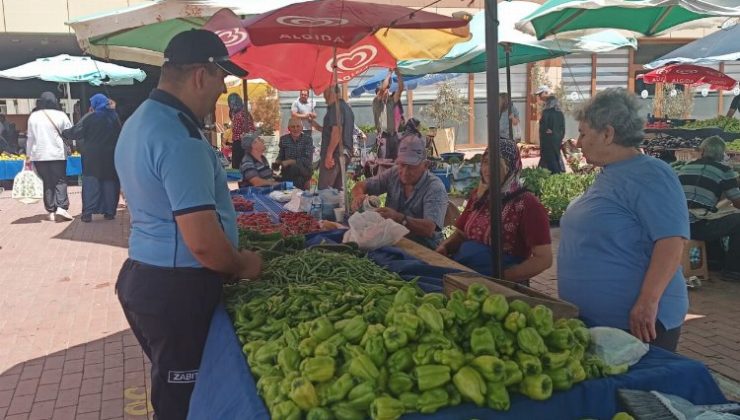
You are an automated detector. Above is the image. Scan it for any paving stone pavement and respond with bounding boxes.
[0,185,738,419]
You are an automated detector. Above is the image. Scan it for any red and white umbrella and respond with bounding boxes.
[638,64,737,90]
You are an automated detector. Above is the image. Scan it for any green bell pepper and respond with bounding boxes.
[300,356,336,383]
[324,373,355,404]
[315,340,339,358]
[413,343,437,366]
[299,337,318,358]
[340,315,368,344]
[360,324,386,347]
[364,334,387,368]
[270,400,301,420]
[242,339,266,357]
[398,392,419,412]
[310,316,335,342]
[347,346,380,382]
[277,347,301,373]
[542,350,571,370]
[387,347,414,373]
[433,348,466,372]
[415,364,452,391]
[470,355,506,382]
[382,326,409,354]
[602,363,629,376]
[486,382,510,411]
[546,327,575,351]
[567,358,587,383]
[283,327,301,348]
[528,305,554,337]
[280,372,300,397]
[504,311,527,333]
[487,323,516,356]
[450,289,465,301]
[520,374,553,401]
[446,383,462,406]
[508,299,532,319]
[306,407,333,420]
[417,303,444,332]
[566,318,587,330]
[516,327,547,356]
[418,387,449,414]
[251,362,280,379]
[254,340,282,364]
[347,381,376,410]
[257,375,284,405]
[438,308,456,328]
[392,312,421,340]
[572,326,591,347]
[331,402,365,420]
[515,351,543,375]
[447,299,474,324]
[545,367,573,391]
[289,377,319,410]
[393,286,418,307]
[421,292,446,309]
[481,294,509,321]
[503,360,523,386]
[370,396,405,420]
[470,327,497,356]
[466,283,490,302]
[419,332,453,349]
[453,366,487,406]
[388,371,414,396]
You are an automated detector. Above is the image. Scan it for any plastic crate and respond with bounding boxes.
[674,148,700,162]
[432,169,451,192]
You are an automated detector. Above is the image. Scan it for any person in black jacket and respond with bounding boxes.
[63,93,121,222]
[538,95,566,173]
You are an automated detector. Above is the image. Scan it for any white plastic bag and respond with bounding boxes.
[342,211,409,251]
[12,168,43,204]
[589,327,649,367]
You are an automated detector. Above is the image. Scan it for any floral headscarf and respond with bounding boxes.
[482,138,523,198]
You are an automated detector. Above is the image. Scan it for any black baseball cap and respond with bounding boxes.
[163,29,247,78]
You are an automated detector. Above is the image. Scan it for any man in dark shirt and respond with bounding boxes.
[318,85,354,190]
[275,117,314,189]
[726,94,740,118]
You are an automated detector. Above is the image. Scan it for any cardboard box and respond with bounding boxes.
[443,272,579,320]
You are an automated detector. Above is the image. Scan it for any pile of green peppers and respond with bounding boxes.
[227,258,620,420]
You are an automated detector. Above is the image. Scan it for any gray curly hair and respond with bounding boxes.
[574,88,645,147]
[699,135,725,162]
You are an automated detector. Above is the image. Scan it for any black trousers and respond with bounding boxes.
[231,139,244,170]
[633,321,681,352]
[116,260,222,420]
[34,160,69,213]
[82,175,120,217]
[691,214,740,273]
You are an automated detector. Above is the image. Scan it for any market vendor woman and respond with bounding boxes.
[436,141,552,283]
[240,132,278,187]
[558,88,689,352]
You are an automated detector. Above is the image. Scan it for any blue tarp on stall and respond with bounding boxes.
[0,156,82,180]
[188,231,728,419]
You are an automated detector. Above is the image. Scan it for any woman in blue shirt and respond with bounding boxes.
[558,88,689,352]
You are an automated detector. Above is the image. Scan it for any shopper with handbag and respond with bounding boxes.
[26,91,73,221]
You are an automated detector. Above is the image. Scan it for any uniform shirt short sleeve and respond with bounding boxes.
[635,163,690,241]
[158,138,216,216]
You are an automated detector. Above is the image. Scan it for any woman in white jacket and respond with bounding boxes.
[26,92,73,221]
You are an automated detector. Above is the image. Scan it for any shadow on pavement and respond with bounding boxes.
[10,214,49,225]
[0,330,151,419]
[51,209,130,248]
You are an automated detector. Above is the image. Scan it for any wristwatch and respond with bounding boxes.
[401,215,408,226]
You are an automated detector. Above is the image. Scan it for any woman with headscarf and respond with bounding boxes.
[228,93,256,169]
[62,93,121,222]
[26,91,74,221]
[436,140,552,283]
[538,95,566,173]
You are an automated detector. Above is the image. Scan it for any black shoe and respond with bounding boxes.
[104,214,115,220]
[81,214,92,223]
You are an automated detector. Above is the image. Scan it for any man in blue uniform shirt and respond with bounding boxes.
[114,30,262,419]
